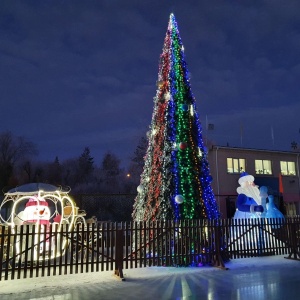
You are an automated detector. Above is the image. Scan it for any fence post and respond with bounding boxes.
[212,220,228,270]
[0,225,5,279]
[114,227,125,280]
[285,218,300,260]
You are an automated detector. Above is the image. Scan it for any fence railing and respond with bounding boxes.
[1,217,300,281]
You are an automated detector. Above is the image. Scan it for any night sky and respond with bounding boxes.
[1,0,300,167]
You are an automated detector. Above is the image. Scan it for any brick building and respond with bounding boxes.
[207,146,300,218]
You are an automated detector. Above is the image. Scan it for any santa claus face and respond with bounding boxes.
[240,181,260,202]
[241,180,256,188]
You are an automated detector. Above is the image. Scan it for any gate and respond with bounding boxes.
[119,220,226,272]
[226,217,300,259]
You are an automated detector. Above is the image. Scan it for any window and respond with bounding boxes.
[255,160,272,175]
[227,158,245,174]
[280,161,296,176]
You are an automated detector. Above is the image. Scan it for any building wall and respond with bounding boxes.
[207,146,300,218]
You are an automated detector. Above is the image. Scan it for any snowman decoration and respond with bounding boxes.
[23,196,51,255]
[24,197,51,225]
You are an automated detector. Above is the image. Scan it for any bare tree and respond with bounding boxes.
[0,131,38,190]
[20,160,32,182]
[17,160,46,185]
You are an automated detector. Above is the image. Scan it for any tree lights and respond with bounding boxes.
[133,14,220,221]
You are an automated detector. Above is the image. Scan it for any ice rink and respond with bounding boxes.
[1,255,300,300]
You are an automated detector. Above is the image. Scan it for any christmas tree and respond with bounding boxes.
[132,14,220,221]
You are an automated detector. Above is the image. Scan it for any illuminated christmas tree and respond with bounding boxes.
[132,14,219,221]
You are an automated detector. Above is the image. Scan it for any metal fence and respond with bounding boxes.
[1,217,300,281]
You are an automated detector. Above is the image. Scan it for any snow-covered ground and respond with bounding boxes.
[1,255,300,300]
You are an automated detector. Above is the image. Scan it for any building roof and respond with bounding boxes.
[210,145,300,155]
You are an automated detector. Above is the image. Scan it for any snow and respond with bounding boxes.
[1,255,300,299]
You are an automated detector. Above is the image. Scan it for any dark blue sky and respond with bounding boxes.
[1,0,300,167]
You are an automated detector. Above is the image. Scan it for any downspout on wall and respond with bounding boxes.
[215,146,220,215]
[297,153,300,213]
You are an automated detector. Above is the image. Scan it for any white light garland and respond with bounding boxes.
[152,127,157,136]
[190,105,194,116]
[164,92,171,101]
[198,147,202,157]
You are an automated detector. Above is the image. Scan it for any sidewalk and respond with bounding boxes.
[1,255,300,300]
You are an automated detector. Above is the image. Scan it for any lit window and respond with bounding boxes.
[227,158,245,174]
[255,160,272,175]
[280,161,296,176]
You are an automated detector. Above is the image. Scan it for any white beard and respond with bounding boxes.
[237,185,261,205]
